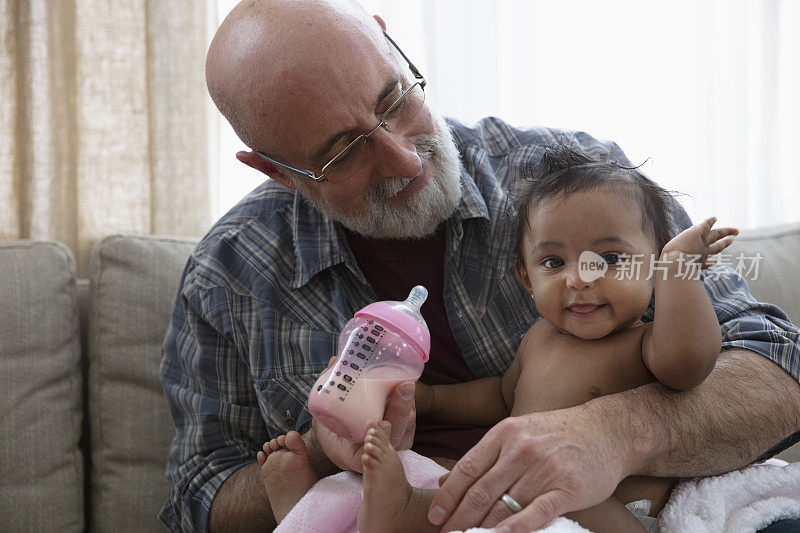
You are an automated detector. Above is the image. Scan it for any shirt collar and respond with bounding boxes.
[455,165,489,222]
[290,167,488,289]
[291,192,351,289]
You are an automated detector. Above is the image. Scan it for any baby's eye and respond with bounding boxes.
[542,257,565,269]
[603,253,620,265]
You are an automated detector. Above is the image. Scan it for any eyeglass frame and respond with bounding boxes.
[254,31,427,183]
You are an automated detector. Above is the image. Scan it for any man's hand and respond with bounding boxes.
[305,357,417,474]
[428,404,629,533]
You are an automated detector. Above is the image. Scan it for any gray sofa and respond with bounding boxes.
[1,224,799,532]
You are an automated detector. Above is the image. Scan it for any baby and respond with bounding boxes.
[258,145,739,532]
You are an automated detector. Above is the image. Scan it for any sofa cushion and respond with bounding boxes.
[727,221,800,325]
[0,241,84,532]
[88,234,197,532]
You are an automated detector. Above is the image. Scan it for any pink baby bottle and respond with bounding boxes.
[307,285,430,441]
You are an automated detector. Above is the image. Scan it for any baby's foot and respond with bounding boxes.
[358,422,429,533]
[257,431,319,523]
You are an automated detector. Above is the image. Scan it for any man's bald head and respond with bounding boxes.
[206,0,390,152]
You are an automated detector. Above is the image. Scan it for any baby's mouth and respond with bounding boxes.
[568,304,605,315]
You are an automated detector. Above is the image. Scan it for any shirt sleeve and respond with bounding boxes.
[701,265,800,380]
[158,259,268,532]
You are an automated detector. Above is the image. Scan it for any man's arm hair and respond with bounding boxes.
[209,463,275,532]
[603,348,800,477]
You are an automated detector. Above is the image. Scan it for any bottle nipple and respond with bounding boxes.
[404,285,428,311]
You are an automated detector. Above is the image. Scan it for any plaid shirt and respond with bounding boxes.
[159,117,800,532]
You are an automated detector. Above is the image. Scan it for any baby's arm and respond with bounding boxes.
[643,217,738,390]
[415,375,509,427]
[415,352,522,427]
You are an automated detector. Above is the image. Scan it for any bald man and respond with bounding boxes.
[159,1,800,531]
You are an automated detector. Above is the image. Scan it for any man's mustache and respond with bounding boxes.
[369,133,438,200]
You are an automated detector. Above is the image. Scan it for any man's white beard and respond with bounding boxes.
[295,112,463,239]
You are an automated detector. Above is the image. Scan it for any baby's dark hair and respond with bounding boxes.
[510,144,679,271]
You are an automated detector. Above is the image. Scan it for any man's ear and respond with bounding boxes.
[514,261,533,294]
[236,150,296,190]
[373,14,386,31]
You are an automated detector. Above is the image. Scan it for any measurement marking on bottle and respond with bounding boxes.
[328,320,386,401]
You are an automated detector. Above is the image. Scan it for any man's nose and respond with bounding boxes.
[369,127,422,179]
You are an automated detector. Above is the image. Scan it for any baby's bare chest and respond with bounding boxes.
[510,323,653,414]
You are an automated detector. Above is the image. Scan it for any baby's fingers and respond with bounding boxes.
[708,226,738,241]
[708,227,739,246]
[708,228,738,256]
[698,216,718,236]
[708,237,736,256]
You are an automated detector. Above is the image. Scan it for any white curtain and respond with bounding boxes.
[1,0,212,277]
[216,0,800,229]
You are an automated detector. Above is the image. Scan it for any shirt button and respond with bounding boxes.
[284,411,296,429]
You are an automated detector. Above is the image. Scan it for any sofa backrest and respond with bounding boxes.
[87,235,197,532]
[0,241,84,532]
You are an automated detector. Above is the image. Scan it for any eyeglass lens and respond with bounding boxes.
[322,83,426,184]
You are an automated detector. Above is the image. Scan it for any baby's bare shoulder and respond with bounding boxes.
[515,320,561,365]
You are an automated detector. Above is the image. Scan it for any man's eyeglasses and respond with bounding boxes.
[256,32,427,184]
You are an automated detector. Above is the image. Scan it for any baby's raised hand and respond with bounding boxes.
[661,217,738,268]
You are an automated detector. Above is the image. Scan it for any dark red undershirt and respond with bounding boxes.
[344,225,491,460]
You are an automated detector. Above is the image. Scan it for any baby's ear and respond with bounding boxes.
[514,261,533,294]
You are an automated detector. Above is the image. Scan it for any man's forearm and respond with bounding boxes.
[596,348,800,478]
[209,463,275,532]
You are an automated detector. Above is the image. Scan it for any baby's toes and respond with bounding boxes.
[283,431,306,454]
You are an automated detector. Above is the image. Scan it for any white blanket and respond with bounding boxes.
[276,454,800,533]
[659,458,800,533]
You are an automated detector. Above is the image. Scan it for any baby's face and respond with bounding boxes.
[517,186,659,339]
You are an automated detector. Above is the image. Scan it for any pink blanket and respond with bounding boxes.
[274,450,448,533]
[275,455,799,533]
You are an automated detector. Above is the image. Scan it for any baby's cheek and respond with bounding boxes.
[611,277,653,314]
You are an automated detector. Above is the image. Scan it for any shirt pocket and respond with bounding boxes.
[254,370,326,438]
[252,312,338,437]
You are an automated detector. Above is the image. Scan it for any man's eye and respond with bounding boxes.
[542,257,565,269]
[383,97,406,119]
[603,253,620,265]
[330,149,353,166]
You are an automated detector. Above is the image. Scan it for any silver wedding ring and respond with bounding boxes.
[500,492,523,513]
